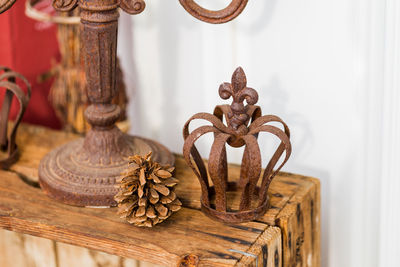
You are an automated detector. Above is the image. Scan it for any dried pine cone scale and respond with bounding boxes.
[115,152,181,227]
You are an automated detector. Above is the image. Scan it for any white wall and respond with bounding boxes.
[117,0,400,266]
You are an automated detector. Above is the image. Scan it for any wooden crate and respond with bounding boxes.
[0,124,320,266]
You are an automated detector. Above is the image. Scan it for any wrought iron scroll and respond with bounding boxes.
[0,0,17,13]
[179,0,248,24]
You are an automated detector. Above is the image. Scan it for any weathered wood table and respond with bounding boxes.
[0,124,320,267]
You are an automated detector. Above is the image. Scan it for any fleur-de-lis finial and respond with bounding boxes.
[218,67,258,130]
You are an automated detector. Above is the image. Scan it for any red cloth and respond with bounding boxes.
[0,0,61,129]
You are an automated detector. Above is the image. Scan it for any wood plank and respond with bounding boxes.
[307,177,321,267]
[0,230,149,267]
[56,242,123,267]
[5,123,320,266]
[0,170,280,266]
[0,229,57,267]
[236,226,282,267]
[10,123,316,226]
[274,175,320,267]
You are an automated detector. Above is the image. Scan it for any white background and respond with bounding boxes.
[117,0,400,266]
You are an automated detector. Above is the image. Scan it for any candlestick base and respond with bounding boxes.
[38,127,174,207]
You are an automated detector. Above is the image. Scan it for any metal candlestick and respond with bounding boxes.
[38,0,249,207]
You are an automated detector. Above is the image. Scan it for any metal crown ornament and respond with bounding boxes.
[183,67,292,223]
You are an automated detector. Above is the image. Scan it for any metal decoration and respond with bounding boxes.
[183,67,292,223]
[39,0,247,207]
[179,0,248,24]
[0,0,16,13]
[38,0,171,207]
[0,67,31,169]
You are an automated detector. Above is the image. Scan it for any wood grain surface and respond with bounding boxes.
[0,123,320,266]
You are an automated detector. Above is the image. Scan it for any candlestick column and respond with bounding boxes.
[38,0,174,207]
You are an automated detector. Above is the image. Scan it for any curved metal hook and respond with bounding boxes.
[0,0,16,14]
[52,0,78,12]
[120,0,145,15]
[179,0,248,24]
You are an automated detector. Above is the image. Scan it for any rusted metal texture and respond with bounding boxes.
[179,0,248,24]
[38,0,173,207]
[25,1,129,134]
[0,0,16,13]
[39,0,246,207]
[0,67,31,169]
[183,67,292,223]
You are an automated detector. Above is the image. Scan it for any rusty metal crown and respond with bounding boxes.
[183,67,292,223]
[0,67,31,169]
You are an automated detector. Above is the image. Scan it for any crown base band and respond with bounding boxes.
[201,182,270,224]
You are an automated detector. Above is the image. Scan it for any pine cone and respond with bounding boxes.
[114,152,182,227]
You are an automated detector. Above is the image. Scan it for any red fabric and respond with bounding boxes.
[0,0,61,129]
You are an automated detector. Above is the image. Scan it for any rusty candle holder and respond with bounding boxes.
[25,0,129,134]
[183,67,292,223]
[38,0,248,207]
